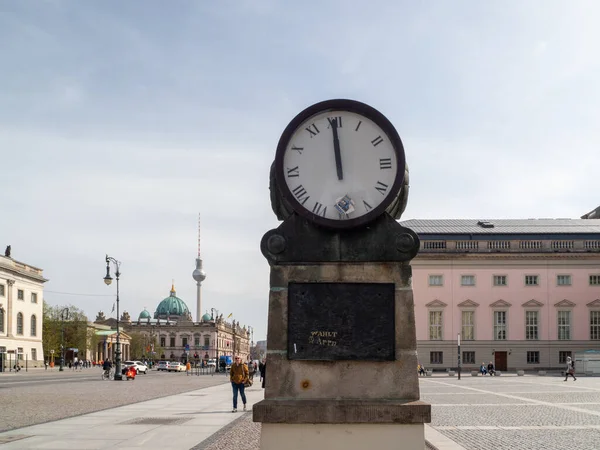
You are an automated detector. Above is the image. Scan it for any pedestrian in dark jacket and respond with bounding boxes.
[260,359,266,389]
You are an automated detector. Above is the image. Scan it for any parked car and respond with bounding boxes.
[123,360,148,374]
[206,359,216,367]
[167,361,186,372]
[156,361,169,371]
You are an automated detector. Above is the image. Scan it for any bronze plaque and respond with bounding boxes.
[287,282,395,361]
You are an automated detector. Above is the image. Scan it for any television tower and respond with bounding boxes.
[192,214,206,322]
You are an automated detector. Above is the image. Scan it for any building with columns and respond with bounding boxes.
[95,283,251,363]
[0,251,48,369]
[400,218,600,372]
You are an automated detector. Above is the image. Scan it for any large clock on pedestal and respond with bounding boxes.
[274,99,406,230]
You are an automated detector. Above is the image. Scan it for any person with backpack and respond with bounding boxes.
[564,356,576,381]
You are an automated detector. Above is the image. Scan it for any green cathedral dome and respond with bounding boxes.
[154,284,190,319]
[202,312,212,322]
[139,309,151,320]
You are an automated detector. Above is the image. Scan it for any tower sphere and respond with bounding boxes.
[193,268,206,282]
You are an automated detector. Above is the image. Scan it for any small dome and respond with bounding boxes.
[154,283,191,319]
[139,309,151,320]
[202,312,212,322]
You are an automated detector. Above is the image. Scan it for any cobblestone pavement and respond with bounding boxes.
[421,375,600,450]
[0,369,230,432]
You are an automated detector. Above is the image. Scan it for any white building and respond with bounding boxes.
[0,252,48,369]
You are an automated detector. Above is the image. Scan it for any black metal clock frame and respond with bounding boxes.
[274,99,406,230]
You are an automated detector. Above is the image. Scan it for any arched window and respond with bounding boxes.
[0,308,4,333]
[31,315,37,337]
[16,312,23,335]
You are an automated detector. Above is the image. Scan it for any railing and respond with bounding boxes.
[419,239,599,253]
[585,241,600,250]
[423,241,446,250]
[551,240,574,250]
[456,241,479,250]
[520,241,542,250]
[488,241,511,250]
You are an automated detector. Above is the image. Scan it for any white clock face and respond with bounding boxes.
[281,109,399,224]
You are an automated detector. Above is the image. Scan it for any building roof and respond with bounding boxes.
[399,219,600,235]
[0,255,48,282]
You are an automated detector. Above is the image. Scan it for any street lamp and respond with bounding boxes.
[211,308,219,372]
[59,308,69,372]
[103,255,122,381]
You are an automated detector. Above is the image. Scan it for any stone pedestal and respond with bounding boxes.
[253,215,430,449]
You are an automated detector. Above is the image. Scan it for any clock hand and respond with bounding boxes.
[330,118,343,180]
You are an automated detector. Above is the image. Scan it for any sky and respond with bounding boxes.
[1,1,600,342]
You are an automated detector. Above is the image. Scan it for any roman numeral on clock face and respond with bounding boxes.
[379,158,392,169]
[312,202,327,217]
[292,185,310,205]
[287,166,299,178]
[371,136,384,146]
[363,200,373,211]
[374,181,388,195]
[305,123,320,138]
[327,117,342,128]
[291,145,304,154]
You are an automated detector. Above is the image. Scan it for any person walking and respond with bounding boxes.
[260,358,266,389]
[230,356,249,413]
[186,360,192,376]
[564,356,577,381]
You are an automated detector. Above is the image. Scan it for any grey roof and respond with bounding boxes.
[399,219,600,235]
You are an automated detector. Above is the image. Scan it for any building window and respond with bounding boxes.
[31,348,37,361]
[30,315,37,337]
[461,311,474,340]
[493,275,507,286]
[527,351,540,364]
[160,337,166,347]
[558,311,571,340]
[170,337,176,347]
[0,285,4,297]
[430,351,443,364]
[461,275,475,286]
[463,351,475,364]
[182,337,188,348]
[0,308,4,333]
[557,275,572,286]
[493,311,507,340]
[525,275,539,286]
[16,312,23,335]
[17,289,24,300]
[31,293,37,303]
[428,275,443,286]
[194,336,200,347]
[590,275,600,286]
[17,347,24,360]
[204,336,210,348]
[525,311,539,340]
[591,311,600,340]
[559,351,572,364]
[429,311,442,340]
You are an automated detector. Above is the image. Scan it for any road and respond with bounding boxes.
[0,368,230,432]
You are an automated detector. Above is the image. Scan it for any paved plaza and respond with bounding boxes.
[1,372,600,449]
[421,374,600,450]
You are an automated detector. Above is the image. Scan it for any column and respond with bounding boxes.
[6,280,14,337]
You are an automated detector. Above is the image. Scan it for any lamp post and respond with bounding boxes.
[59,307,69,372]
[211,308,219,371]
[103,255,123,381]
[457,333,461,380]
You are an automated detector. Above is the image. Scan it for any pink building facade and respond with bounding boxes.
[400,219,600,371]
